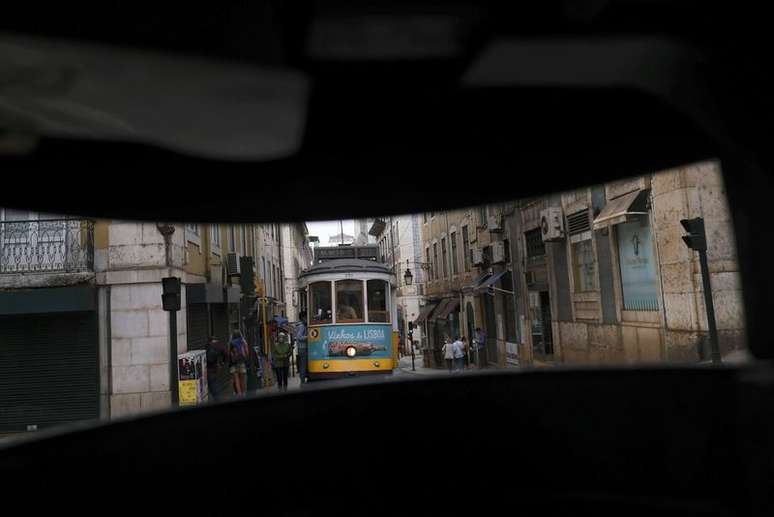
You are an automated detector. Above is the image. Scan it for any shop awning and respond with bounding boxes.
[414,302,438,324]
[429,299,451,321]
[435,298,460,320]
[593,189,649,230]
[463,271,491,291]
[477,270,508,292]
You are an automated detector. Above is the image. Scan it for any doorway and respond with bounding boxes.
[529,291,554,358]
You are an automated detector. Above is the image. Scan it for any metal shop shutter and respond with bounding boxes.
[211,304,230,343]
[187,304,209,351]
[0,311,98,433]
[209,304,234,397]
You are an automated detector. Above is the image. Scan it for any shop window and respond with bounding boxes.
[616,216,659,311]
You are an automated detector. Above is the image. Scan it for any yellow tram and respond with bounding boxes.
[299,248,399,380]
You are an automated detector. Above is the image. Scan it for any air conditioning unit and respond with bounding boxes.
[226,253,241,277]
[492,241,506,263]
[487,214,503,232]
[540,207,565,242]
[471,247,484,265]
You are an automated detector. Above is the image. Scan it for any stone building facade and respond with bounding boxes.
[412,159,745,370]
[0,214,307,432]
[415,209,483,368]
[281,222,314,323]
[369,214,426,353]
[508,160,745,366]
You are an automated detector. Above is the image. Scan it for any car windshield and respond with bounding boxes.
[0,161,749,441]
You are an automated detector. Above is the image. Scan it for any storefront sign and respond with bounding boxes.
[505,342,519,365]
[177,350,207,406]
[617,217,659,311]
[308,324,393,361]
[178,380,199,406]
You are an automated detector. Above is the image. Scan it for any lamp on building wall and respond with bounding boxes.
[404,267,413,286]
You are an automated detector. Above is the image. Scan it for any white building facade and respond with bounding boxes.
[369,214,425,352]
[281,222,314,323]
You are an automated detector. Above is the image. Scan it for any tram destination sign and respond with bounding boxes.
[315,246,379,262]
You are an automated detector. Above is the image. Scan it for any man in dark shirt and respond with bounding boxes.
[475,327,487,368]
[205,336,226,401]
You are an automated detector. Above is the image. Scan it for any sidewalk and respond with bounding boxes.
[396,354,496,375]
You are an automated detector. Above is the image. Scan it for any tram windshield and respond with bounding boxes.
[310,281,332,325]
[367,280,389,323]
[335,280,365,323]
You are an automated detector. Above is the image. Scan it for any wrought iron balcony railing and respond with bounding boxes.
[0,219,95,274]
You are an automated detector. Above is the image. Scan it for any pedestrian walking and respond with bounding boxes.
[205,336,226,401]
[271,330,292,392]
[228,330,249,396]
[295,311,308,384]
[475,327,487,368]
[453,337,467,372]
[441,335,455,373]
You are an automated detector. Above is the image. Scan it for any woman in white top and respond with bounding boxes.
[453,337,466,372]
[441,336,455,373]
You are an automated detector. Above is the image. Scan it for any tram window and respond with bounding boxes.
[367,280,389,323]
[310,282,333,324]
[335,280,364,323]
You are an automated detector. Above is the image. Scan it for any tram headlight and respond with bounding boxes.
[323,362,330,369]
[346,346,357,358]
[373,361,380,368]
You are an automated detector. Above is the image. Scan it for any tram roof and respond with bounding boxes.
[299,258,393,278]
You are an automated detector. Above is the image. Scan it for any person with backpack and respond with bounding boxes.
[295,311,308,385]
[205,336,226,401]
[229,330,249,396]
[271,330,292,392]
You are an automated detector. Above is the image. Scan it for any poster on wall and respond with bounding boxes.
[505,342,519,365]
[617,217,659,311]
[177,350,207,406]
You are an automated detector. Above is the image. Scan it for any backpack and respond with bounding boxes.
[229,339,246,364]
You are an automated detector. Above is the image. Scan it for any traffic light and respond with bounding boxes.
[680,217,707,251]
[161,277,181,311]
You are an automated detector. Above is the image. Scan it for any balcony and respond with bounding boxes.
[0,219,95,274]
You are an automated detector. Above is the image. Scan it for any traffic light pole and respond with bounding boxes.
[680,217,721,365]
[162,277,181,405]
[409,331,415,371]
[169,312,179,404]
[698,249,721,364]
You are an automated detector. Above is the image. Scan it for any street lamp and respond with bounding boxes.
[399,259,431,370]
